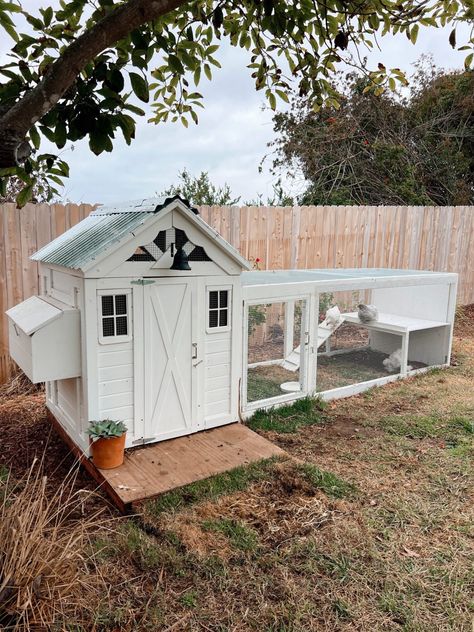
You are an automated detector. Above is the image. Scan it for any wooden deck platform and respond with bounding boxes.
[47,412,284,512]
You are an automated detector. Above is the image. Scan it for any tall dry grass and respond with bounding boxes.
[0,459,105,631]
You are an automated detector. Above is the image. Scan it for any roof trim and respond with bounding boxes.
[91,195,199,216]
[80,197,251,273]
[170,200,252,272]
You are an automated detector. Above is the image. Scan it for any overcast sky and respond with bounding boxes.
[0,6,471,204]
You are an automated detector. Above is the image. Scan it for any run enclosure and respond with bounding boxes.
[241,269,457,415]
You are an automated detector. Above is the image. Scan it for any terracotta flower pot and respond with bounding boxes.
[90,434,126,469]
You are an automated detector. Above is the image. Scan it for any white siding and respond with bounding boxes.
[204,331,232,420]
[46,377,85,449]
[57,378,79,430]
[97,341,134,429]
[49,269,79,306]
[41,267,86,450]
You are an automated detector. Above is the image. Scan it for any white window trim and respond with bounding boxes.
[206,285,232,333]
[98,289,132,344]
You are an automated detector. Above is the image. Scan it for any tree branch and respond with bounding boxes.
[0,0,188,167]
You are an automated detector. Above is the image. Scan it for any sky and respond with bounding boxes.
[0,5,471,204]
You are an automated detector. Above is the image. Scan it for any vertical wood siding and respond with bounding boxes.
[0,202,472,383]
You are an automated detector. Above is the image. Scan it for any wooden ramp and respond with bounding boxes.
[48,412,284,512]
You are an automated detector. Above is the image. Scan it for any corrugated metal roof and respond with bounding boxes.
[30,195,253,273]
[31,195,198,270]
[31,211,150,269]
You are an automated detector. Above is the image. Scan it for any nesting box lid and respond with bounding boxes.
[6,296,63,335]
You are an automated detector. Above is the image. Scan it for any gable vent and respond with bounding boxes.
[127,228,212,263]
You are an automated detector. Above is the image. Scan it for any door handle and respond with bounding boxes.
[192,342,198,359]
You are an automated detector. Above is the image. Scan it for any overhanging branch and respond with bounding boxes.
[0,0,187,167]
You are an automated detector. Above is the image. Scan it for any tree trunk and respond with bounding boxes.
[0,0,187,168]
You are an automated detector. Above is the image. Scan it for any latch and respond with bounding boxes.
[131,279,156,285]
[132,436,156,445]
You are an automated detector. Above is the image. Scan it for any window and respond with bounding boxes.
[99,292,131,342]
[208,289,230,329]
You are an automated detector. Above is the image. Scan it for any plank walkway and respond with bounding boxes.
[48,411,284,512]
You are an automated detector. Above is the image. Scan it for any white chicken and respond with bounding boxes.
[325,305,342,328]
[383,348,413,373]
[357,303,378,323]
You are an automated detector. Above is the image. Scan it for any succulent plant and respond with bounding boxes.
[87,419,127,440]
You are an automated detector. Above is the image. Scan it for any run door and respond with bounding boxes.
[143,279,200,442]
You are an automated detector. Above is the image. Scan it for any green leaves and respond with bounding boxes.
[16,183,34,208]
[167,54,184,75]
[0,0,473,204]
[129,71,149,102]
[89,125,113,155]
[0,1,20,41]
[87,419,127,440]
[273,62,474,208]
[449,28,456,49]
[54,120,67,149]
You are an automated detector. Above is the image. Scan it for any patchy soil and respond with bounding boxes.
[0,376,113,516]
[325,321,369,350]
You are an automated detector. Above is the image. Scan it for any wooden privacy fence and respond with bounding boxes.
[0,202,473,383]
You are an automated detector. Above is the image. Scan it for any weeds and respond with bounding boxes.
[0,460,104,631]
[202,518,259,552]
[380,410,473,444]
[247,397,327,433]
[180,590,198,608]
[142,457,284,520]
[296,462,355,498]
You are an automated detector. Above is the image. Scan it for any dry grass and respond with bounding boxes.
[0,460,105,631]
[0,372,43,399]
[0,306,473,630]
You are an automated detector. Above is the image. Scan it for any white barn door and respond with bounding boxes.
[143,279,200,442]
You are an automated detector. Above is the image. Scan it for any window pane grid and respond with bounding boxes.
[101,294,129,338]
[208,290,230,329]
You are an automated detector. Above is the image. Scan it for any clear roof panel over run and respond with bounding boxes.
[241,268,454,286]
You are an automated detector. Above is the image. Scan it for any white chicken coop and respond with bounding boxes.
[6,196,457,456]
[7,197,250,453]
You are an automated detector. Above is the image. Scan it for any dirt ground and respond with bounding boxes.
[0,307,473,631]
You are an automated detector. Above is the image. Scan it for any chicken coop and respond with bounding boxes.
[6,196,457,460]
[7,196,250,454]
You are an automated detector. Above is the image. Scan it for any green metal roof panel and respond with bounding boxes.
[30,195,198,270]
[31,212,150,270]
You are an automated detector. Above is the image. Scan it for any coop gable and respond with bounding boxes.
[94,202,249,278]
[32,197,250,278]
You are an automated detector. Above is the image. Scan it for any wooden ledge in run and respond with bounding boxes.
[47,411,285,513]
